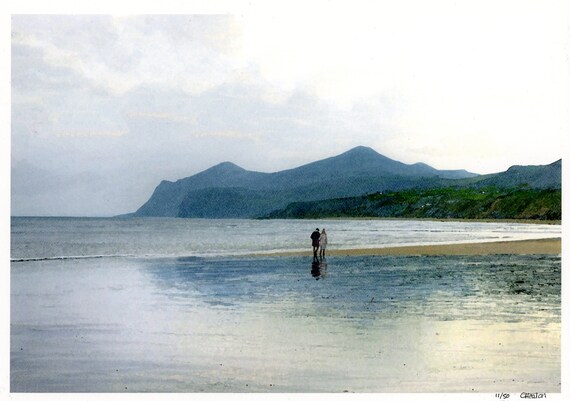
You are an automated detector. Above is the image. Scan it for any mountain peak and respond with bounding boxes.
[208,161,245,172]
[326,145,407,172]
[342,146,380,157]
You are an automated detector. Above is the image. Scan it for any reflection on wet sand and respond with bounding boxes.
[311,257,328,280]
[10,254,561,392]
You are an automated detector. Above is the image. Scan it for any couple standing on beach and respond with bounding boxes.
[310,228,328,258]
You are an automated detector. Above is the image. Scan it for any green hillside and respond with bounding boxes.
[265,186,561,221]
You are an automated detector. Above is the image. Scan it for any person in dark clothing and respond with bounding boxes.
[310,228,320,258]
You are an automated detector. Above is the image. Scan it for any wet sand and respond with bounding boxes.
[259,237,561,257]
[11,252,561,392]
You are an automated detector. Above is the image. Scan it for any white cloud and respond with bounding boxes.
[238,1,569,102]
[12,15,246,96]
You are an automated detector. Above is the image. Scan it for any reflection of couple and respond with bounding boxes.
[311,258,328,280]
[310,228,328,258]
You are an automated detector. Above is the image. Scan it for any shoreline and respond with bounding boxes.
[255,237,561,257]
[260,217,562,225]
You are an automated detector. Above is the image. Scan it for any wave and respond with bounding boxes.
[10,252,246,263]
[10,254,136,263]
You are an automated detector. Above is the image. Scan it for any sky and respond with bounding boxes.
[5,1,570,216]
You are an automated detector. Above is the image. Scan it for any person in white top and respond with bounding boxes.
[319,228,328,258]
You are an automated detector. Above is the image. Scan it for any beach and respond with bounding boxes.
[11,247,561,393]
[261,237,562,257]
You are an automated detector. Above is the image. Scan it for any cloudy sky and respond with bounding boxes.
[7,1,570,216]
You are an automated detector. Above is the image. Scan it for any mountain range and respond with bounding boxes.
[131,146,561,219]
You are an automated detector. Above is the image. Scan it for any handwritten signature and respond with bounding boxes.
[496,393,547,399]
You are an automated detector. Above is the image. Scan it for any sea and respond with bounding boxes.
[9,217,562,393]
[10,217,562,260]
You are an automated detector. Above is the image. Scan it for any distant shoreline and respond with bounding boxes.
[12,216,562,225]
[273,217,562,225]
[255,237,561,257]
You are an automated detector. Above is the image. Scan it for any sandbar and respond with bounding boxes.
[259,237,561,257]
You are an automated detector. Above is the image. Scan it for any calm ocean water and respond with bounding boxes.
[10,217,562,392]
[10,217,561,260]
